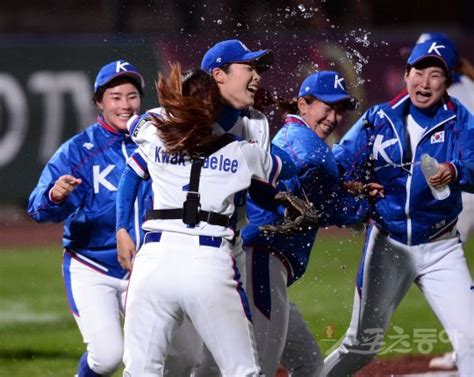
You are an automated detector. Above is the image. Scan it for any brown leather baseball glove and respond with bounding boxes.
[259,191,320,235]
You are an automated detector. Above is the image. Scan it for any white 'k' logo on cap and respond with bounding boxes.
[116,61,131,73]
[334,75,345,90]
[427,42,445,56]
[238,41,250,52]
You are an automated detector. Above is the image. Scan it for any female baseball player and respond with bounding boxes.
[27,60,151,376]
[116,64,294,377]
[242,70,370,377]
[324,40,474,377]
[402,31,474,372]
[164,39,281,377]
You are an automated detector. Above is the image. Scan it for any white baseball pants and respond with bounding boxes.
[324,226,474,377]
[123,231,261,377]
[63,252,127,375]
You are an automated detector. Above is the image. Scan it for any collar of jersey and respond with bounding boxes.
[97,115,126,135]
[217,105,241,131]
[409,103,441,128]
[388,89,456,124]
[284,114,311,129]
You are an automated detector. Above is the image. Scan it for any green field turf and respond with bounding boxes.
[0,233,473,376]
[290,230,474,359]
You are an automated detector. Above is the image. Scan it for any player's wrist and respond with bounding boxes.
[116,227,129,236]
[442,162,457,182]
[48,188,66,204]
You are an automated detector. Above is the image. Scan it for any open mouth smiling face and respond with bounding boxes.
[405,65,447,109]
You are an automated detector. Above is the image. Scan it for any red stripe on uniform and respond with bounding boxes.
[388,89,408,107]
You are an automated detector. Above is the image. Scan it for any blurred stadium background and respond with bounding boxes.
[0,1,472,376]
[1,0,473,209]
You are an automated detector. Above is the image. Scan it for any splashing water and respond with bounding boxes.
[374,161,421,173]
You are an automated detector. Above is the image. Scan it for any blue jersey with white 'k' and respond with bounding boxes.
[243,115,369,285]
[334,90,474,245]
[28,117,152,279]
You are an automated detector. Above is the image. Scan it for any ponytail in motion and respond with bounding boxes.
[153,63,222,154]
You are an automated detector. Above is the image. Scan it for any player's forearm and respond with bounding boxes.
[27,184,77,223]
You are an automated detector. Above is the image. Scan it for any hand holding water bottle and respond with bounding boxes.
[420,153,453,200]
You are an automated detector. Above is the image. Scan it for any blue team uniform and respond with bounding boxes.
[243,115,369,286]
[333,90,474,245]
[324,92,474,377]
[28,116,152,279]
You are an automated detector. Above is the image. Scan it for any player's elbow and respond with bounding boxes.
[27,207,45,223]
[27,208,61,224]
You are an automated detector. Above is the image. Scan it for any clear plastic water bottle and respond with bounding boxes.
[420,153,450,200]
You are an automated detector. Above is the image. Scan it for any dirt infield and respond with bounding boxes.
[0,210,62,248]
[0,208,354,248]
[356,355,457,376]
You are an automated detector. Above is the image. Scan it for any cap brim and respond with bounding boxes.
[97,71,145,91]
[229,50,274,72]
[316,94,358,110]
[407,55,451,78]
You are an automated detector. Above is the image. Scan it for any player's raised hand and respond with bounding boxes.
[364,182,385,199]
[344,181,385,199]
[428,163,454,187]
[50,174,82,202]
[116,228,136,272]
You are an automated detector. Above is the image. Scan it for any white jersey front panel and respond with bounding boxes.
[129,120,280,239]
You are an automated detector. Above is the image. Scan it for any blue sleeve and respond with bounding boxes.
[271,144,296,180]
[246,144,295,212]
[27,143,86,223]
[333,109,375,183]
[247,180,289,214]
[299,152,369,227]
[116,164,144,230]
[449,106,474,192]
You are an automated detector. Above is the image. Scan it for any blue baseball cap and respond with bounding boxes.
[415,32,459,71]
[94,60,145,94]
[298,71,357,110]
[201,39,274,73]
[407,40,456,78]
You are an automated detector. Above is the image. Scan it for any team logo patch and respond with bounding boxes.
[132,118,148,138]
[431,131,445,144]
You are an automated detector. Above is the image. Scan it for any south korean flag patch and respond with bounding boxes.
[431,131,445,144]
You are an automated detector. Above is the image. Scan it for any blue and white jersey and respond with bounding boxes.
[334,90,474,245]
[243,115,369,285]
[145,106,271,232]
[28,117,152,279]
[127,117,282,240]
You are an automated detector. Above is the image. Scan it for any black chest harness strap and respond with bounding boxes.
[146,134,237,227]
